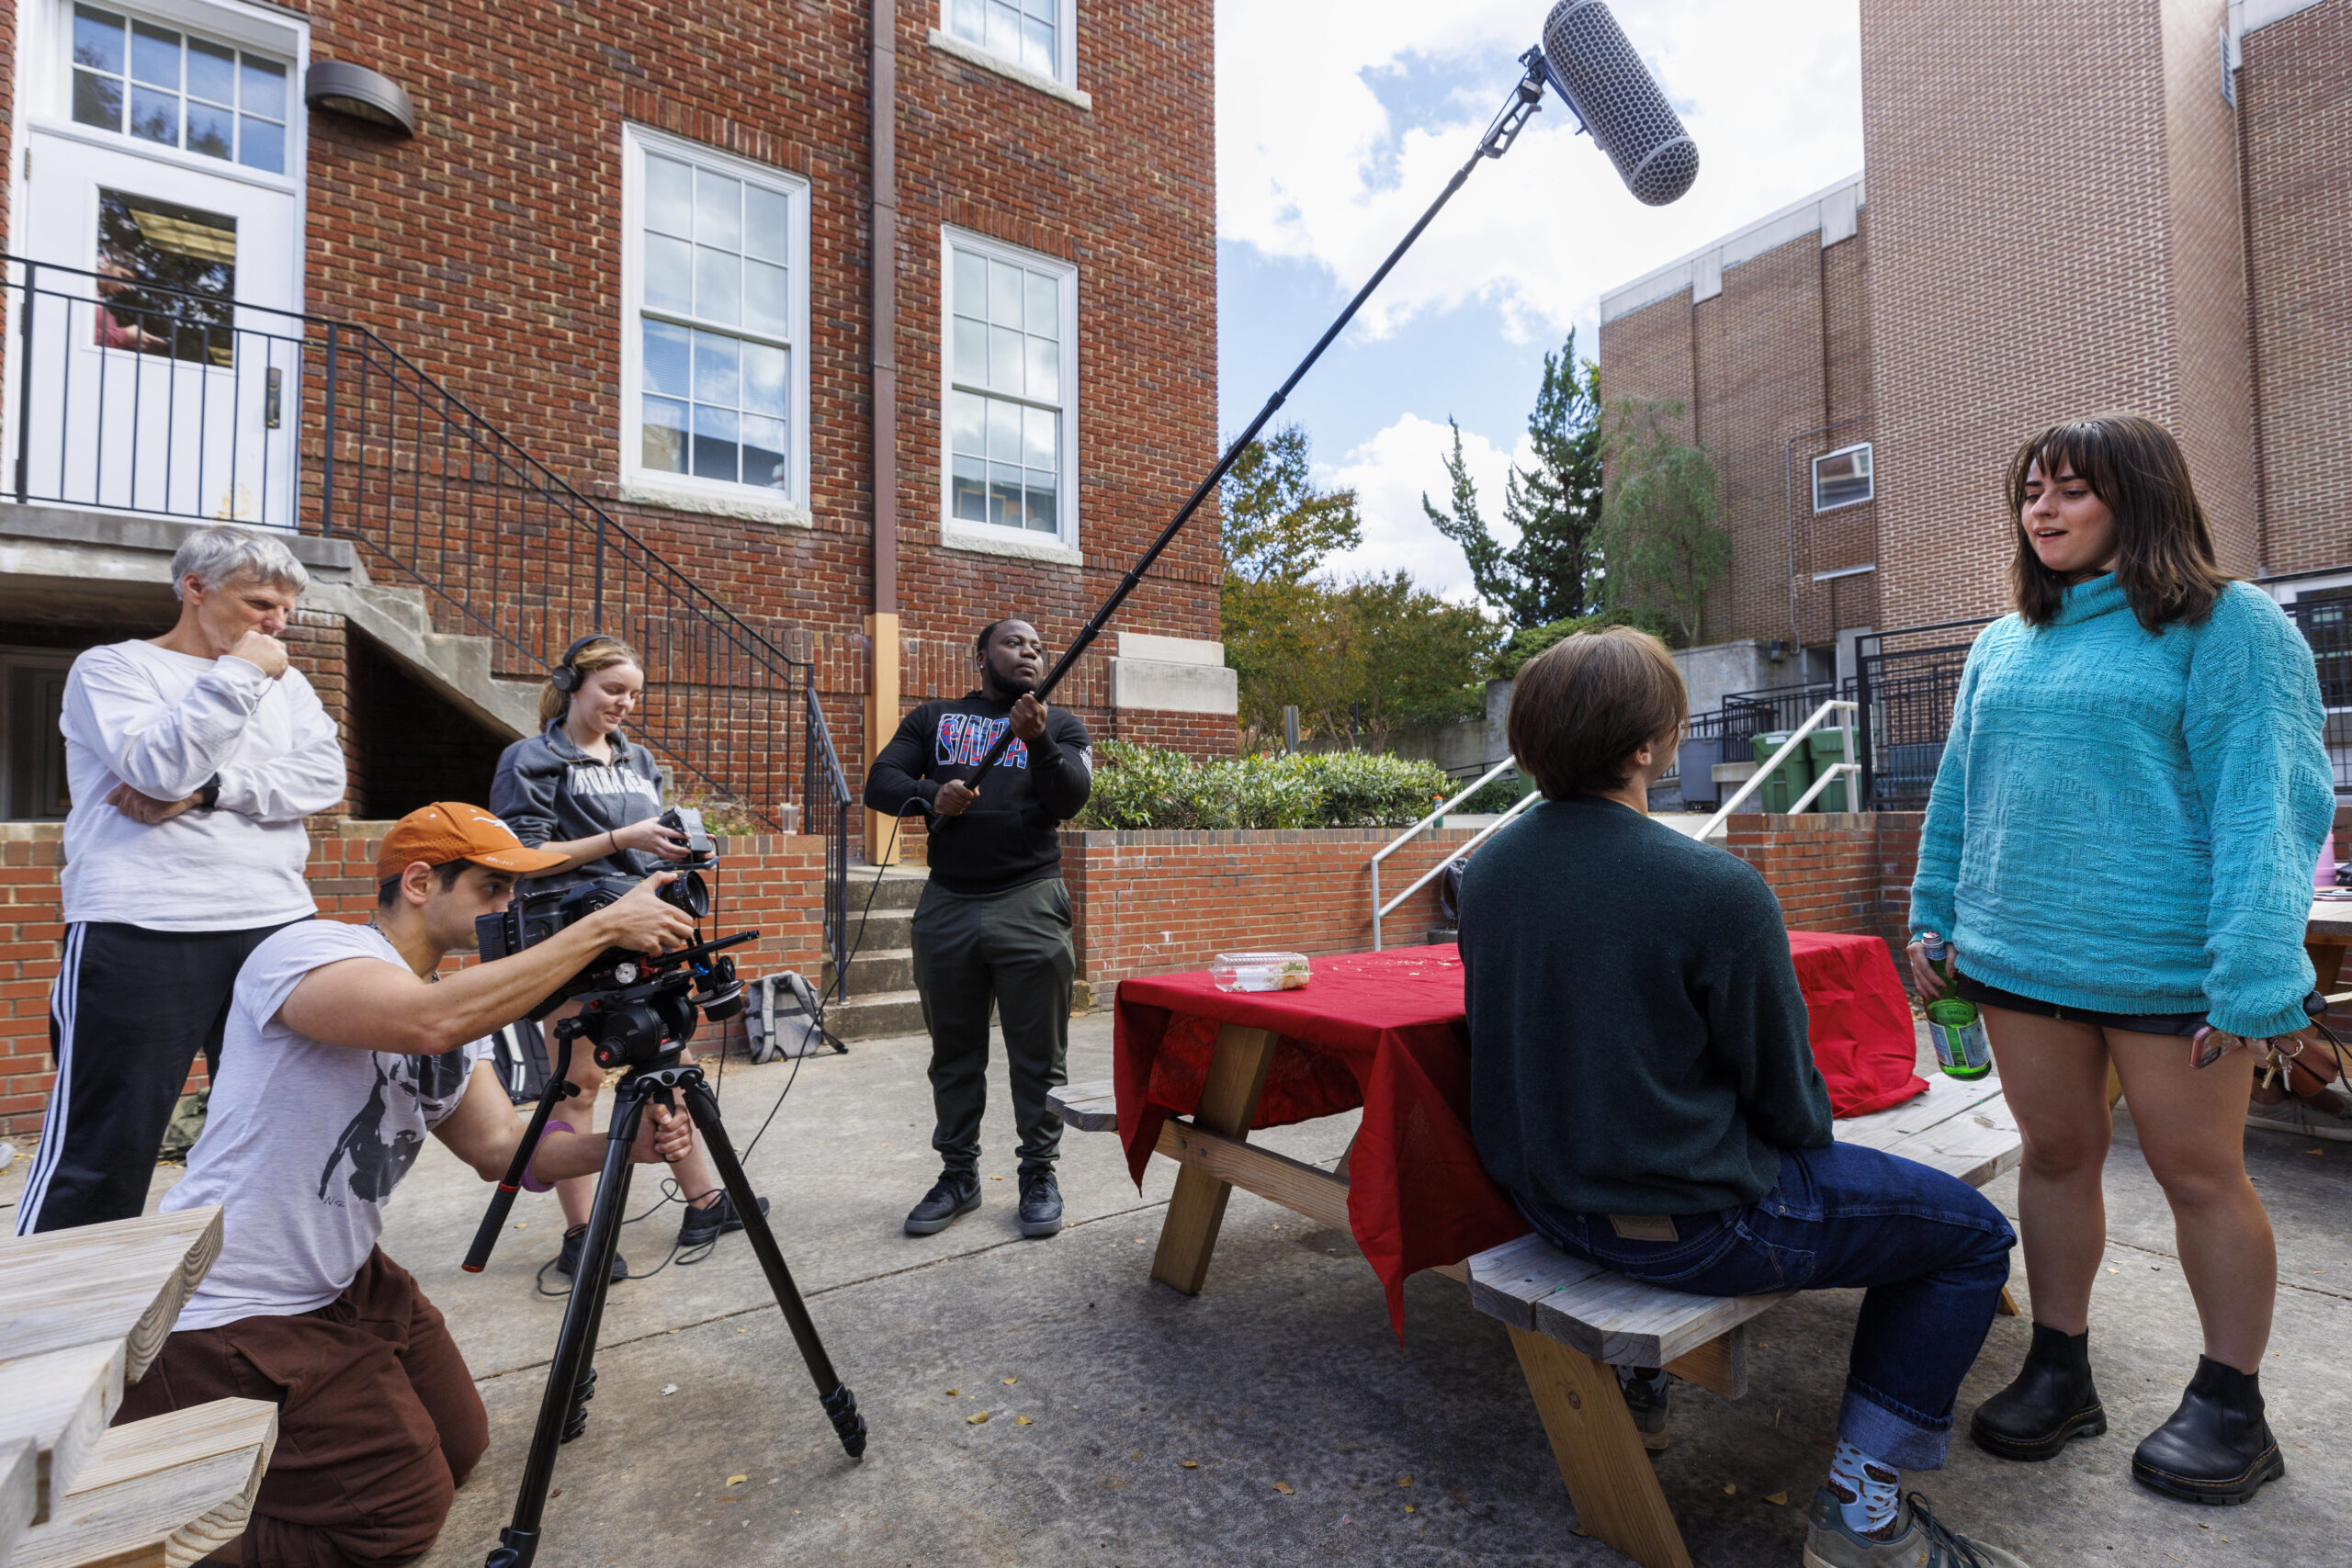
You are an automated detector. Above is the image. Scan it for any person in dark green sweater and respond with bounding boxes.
[1461,627,2027,1568]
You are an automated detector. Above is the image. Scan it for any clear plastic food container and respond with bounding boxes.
[1210,951,1312,993]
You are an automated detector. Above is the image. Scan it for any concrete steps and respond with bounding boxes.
[822,866,930,1042]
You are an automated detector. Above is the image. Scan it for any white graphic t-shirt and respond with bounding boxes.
[165,920,491,1329]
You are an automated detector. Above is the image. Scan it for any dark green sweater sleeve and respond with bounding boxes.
[1703,917,1836,1152]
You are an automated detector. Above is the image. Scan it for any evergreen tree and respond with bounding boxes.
[1419,330,1604,627]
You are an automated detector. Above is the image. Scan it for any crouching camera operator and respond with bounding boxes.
[114,803,698,1568]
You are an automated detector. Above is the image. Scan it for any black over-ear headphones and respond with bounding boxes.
[549,634,605,694]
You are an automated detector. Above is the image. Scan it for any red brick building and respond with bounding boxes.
[0,0,1234,853]
[1598,0,2350,774]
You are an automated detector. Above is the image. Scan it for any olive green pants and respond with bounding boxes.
[909,875,1073,1177]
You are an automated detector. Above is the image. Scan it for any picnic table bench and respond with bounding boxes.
[0,1206,279,1568]
[1052,1066,2021,1568]
[1462,1073,2022,1568]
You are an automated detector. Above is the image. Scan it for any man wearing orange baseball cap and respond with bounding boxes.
[112,803,698,1566]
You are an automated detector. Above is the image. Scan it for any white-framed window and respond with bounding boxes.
[940,0,1075,86]
[618,125,811,516]
[65,2,288,174]
[941,228,1078,549]
[1813,443,1872,512]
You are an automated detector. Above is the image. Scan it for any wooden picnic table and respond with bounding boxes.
[2310,896,2351,993]
[0,1207,277,1568]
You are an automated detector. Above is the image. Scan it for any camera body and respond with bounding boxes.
[472,807,743,1068]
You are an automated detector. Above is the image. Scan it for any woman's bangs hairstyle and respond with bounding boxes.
[2005,413,2228,631]
[539,635,644,724]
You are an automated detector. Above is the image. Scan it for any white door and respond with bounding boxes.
[18,0,303,528]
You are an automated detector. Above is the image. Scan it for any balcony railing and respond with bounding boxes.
[6,256,857,985]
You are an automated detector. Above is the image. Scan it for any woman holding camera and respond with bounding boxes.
[492,635,762,1277]
[1908,415,2333,1506]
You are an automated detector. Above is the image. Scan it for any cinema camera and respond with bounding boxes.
[473,807,752,1068]
[462,806,866,1568]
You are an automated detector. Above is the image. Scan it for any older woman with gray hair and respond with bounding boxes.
[16,525,345,1234]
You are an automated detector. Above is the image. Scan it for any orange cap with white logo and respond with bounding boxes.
[375,802,570,883]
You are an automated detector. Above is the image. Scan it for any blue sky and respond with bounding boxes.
[1215,0,1868,601]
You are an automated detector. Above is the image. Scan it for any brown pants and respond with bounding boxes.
[116,1248,489,1568]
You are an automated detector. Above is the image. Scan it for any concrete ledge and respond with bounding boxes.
[1108,656,1236,715]
[1118,632,1223,666]
[926,28,1092,110]
[0,502,356,574]
[614,477,812,528]
[939,523,1083,568]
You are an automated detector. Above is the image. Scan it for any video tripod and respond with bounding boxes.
[463,934,867,1568]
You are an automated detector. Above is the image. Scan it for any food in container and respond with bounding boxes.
[1210,951,1313,993]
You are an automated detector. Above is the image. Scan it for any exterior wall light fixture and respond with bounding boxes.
[304,62,417,137]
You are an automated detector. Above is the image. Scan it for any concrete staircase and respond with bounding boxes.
[820,865,930,1041]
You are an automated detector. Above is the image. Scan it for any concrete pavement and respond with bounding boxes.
[7,1016,2346,1567]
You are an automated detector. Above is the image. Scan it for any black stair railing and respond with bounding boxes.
[6,256,855,987]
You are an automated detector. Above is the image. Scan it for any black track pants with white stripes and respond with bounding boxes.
[16,919,298,1235]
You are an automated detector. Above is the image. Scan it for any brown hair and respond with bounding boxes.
[1507,626,1687,801]
[2004,414,2230,631]
[539,635,643,724]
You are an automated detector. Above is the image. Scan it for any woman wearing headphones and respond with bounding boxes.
[491,635,763,1278]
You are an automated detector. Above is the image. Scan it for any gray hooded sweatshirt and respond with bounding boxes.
[489,720,668,894]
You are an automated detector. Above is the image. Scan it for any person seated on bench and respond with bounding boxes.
[115,804,698,1568]
[1459,627,2030,1568]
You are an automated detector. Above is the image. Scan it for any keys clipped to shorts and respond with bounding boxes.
[2189,1026,2302,1086]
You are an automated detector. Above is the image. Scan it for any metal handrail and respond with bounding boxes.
[1373,787,1542,950]
[1698,698,1857,838]
[5,254,855,983]
[1370,753,1521,951]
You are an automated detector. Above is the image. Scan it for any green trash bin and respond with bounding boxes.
[1750,730,1816,814]
[1804,728,1851,812]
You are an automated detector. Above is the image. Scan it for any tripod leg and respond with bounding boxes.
[559,1157,632,1442]
[680,1077,867,1460]
[486,1086,650,1568]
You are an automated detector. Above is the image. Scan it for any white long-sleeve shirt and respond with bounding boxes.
[61,640,346,929]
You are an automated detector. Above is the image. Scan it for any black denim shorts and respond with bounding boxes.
[1951,969,2205,1037]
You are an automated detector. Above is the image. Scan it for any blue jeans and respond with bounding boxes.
[1518,1142,2016,1469]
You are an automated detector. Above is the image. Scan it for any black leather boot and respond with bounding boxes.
[1970,1322,2106,1461]
[2132,1356,2285,1505]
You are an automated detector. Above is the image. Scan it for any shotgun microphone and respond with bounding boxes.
[937,8,1693,798]
[1538,1,1700,206]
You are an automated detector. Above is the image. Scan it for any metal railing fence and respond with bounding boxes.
[6,255,854,982]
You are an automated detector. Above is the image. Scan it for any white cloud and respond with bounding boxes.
[1319,413,1530,602]
[1218,0,1864,344]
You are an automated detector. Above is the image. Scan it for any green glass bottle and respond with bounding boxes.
[1921,933,1992,1080]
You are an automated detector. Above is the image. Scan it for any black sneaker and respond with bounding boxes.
[1017,1168,1063,1238]
[679,1192,768,1249]
[1618,1366,1670,1452]
[906,1172,980,1235]
[556,1224,627,1282]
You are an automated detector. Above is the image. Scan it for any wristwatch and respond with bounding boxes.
[198,773,221,813]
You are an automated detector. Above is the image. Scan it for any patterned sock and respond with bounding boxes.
[1826,1439,1901,1538]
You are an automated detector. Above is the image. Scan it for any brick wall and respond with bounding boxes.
[2240,0,2352,573]
[1598,216,1878,653]
[1860,0,2261,631]
[0,825,838,1141]
[1719,811,1924,962]
[1058,828,1474,991]
[0,0,1230,784]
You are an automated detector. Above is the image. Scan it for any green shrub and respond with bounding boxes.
[1078,741,1454,831]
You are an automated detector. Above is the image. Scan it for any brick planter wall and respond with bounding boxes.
[0,828,837,1143]
[1719,811,1927,953]
[1059,827,1476,991]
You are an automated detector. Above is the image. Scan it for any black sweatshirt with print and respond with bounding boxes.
[863,693,1092,895]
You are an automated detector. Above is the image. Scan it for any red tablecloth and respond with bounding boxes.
[1114,933,1924,1336]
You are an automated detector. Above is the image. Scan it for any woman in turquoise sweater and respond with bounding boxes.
[1908,413,2333,1507]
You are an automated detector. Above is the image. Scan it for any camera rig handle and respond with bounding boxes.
[463,1024,582,1273]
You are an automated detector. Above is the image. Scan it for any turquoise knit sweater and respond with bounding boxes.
[1909,575,2334,1039]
